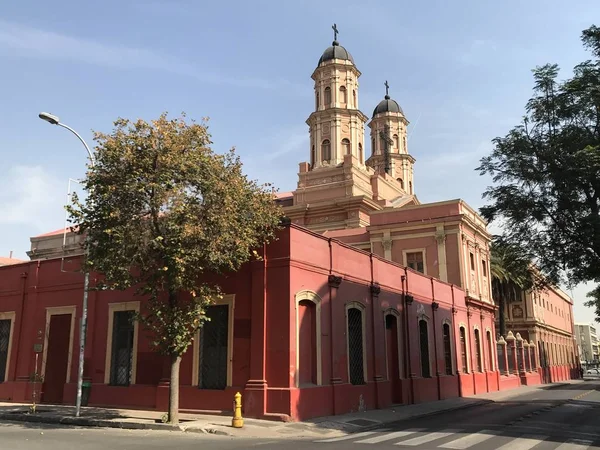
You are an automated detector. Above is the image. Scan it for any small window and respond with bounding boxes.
[110,310,135,386]
[358,143,363,163]
[348,308,365,385]
[409,181,413,194]
[403,136,407,150]
[469,252,475,271]
[316,92,320,110]
[443,323,453,375]
[482,260,488,277]
[460,327,468,373]
[474,329,482,372]
[342,138,351,155]
[419,320,430,378]
[353,89,356,106]
[393,134,399,149]
[340,86,347,103]
[0,319,11,383]
[372,137,376,155]
[311,145,315,168]
[324,87,331,105]
[397,178,404,189]
[322,140,331,161]
[406,252,424,273]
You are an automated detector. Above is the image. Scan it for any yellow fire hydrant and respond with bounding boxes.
[232,392,244,428]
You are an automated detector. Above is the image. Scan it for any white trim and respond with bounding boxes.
[417,317,432,377]
[295,290,322,387]
[402,248,427,275]
[192,294,235,389]
[442,319,455,375]
[383,309,402,380]
[346,302,367,384]
[42,306,76,383]
[0,311,16,383]
[104,301,140,385]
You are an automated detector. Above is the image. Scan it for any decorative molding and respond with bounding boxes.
[381,239,392,251]
[328,275,342,288]
[435,232,447,244]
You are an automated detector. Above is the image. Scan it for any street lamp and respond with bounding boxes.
[39,112,94,418]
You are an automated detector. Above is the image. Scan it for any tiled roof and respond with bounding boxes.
[34,226,78,238]
[0,257,26,266]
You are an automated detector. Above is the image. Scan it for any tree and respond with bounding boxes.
[68,113,282,424]
[489,239,538,336]
[478,25,600,288]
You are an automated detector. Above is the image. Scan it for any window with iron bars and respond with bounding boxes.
[347,308,365,385]
[443,323,453,375]
[460,327,468,372]
[474,329,482,372]
[199,304,229,390]
[0,319,10,383]
[110,310,135,386]
[419,320,430,378]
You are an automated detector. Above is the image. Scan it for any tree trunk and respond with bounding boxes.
[168,353,182,425]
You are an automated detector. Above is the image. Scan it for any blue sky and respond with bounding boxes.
[0,0,598,321]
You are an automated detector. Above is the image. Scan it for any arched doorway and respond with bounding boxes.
[385,313,402,404]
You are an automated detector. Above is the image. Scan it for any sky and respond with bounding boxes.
[0,0,598,322]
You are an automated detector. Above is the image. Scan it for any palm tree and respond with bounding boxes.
[490,240,537,337]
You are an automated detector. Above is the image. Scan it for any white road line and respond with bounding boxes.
[495,435,548,450]
[355,429,424,444]
[314,431,381,443]
[438,430,496,449]
[555,440,593,450]
[394,429,460,446]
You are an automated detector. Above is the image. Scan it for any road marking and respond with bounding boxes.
[354,429,423,444]
[495,435,548,450]
[315,431,380,442]
[555,439,593,450]
[438,430,496,449]
[394,429,459,446]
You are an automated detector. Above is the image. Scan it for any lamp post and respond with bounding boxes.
[39,112,94,418]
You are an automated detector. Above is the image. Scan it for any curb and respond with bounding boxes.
[344,399,494,434]
[0,412,230,436]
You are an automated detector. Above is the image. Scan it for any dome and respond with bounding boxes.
[372,95,404,117]
[318,41,354,66]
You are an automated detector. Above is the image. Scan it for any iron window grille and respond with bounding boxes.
[460,327,468,373]
[419,320,430,378]
[110,310,135,386]
[443,324,453,375]
[0,320,10,383]
[347,308,365,385]
[474,329,482,372]
[199,304,229,390]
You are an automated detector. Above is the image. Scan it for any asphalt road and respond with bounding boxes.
[1,380,600,449]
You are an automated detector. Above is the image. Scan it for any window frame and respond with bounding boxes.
[104,302,140,385]
[294,290,322,387]
[321,139,331,162]
[346,302,367,385]
[383,309,403,380]
[403,248,427,275]
[43,306,76,384]
[418,318,431,378]
[341,138,351,155]
[192,294,235,389]
[324,86,331,105]
[442,320,454,376]
[0,312,16,383]
[473,327,483,372]
[459,324,470,373]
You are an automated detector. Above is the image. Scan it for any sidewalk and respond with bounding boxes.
[0,379,586,439]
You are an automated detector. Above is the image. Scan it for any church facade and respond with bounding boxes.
[0,30,578,421]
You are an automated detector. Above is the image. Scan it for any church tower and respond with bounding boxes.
[367,82,416,195]
[306,24,369,169]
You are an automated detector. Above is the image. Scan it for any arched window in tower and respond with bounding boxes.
[321,139,331,162]
[311,145,315,168]
[342,138,351,155]
[393,134,399,149]
[403,136,407,150]
[340,86,347,104]
[409,181,413,194]
[372,137,376,155]
[316,92,320,111]
[397,178,404,189]
[353,89,356,107]
[324,87,331,106]
[358,143,363,163]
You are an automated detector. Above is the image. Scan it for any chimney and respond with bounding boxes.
[9,250,12,259]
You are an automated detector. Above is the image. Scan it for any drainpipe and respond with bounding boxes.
[369,254,380,408]
[13,269,29,381]
[402,268,413,404]
[451,285,462,397]
[328,238,335,413]
[431,278,440,400]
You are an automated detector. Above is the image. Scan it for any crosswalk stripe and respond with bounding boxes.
[495,435,548,450]
[394,429,460,446]
[314,431,381,443]
[438,430,496,449]
[355,429,424,444]
[555,440,593,450]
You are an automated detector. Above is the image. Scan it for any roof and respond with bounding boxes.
[318,41,354,66]
[274,191,293,200]
[34,226,78,238]
[0,257,26,266]
[373,95,404,117]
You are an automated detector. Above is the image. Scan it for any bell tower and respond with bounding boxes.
[306,24,369,169]
[367,82,415,195]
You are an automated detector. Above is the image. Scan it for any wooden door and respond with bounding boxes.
[43,314,72,404]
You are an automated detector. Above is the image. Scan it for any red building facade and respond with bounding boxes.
[0,225,575,421]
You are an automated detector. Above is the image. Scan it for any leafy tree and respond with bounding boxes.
[69,113,282,424]
[585,286,600,324]
[490,239,538,336]
[478,25,600,290]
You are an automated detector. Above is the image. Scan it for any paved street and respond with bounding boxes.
[1,380,599,449]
